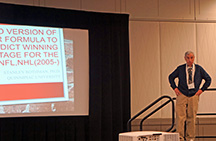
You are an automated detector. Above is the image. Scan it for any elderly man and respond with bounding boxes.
[168,51,211,141]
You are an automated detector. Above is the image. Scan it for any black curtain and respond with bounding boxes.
[0,3,130,141]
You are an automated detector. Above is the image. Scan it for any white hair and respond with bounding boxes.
[184,51,194,57]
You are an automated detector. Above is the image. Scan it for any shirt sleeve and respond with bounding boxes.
[200,67,211,91]
[168,67,179,90]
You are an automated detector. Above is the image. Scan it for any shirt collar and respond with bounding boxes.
[186,63,195,69]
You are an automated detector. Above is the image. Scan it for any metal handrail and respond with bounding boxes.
[127,88,216,138]
[197,113,216,116]
[205,88,216,91]
[127,95,175,132]
[139,97,175,131]
[195,112,216,138]
[195,88,216,138]
[196,136,216,138]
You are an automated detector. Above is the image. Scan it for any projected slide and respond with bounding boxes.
[0,24,89,117]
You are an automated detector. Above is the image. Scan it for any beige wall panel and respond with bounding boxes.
[160,22,196,118]
[33,0,40,6]
[125,0,158,19]
[159,0,194,20]
[115,0,121,12]
[0,0,34,6]
[196,23,216,114]
[198,92,216,114]
[199,122,216,140]
[82,0,120,13]
[38,0,45,6]
[120,0,126,13]
[43,0,80,10]
[129,21,161,118]
[196,0,216,20]
[196,23,216,88]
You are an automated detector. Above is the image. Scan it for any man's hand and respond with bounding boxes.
[174,88,182,96]
[195,89,203,96]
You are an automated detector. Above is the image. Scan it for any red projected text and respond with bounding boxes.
[0,26,62,67]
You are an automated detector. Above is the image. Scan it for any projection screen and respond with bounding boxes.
[0,24,89,117]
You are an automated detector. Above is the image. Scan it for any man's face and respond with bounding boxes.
[185,53,195,67]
